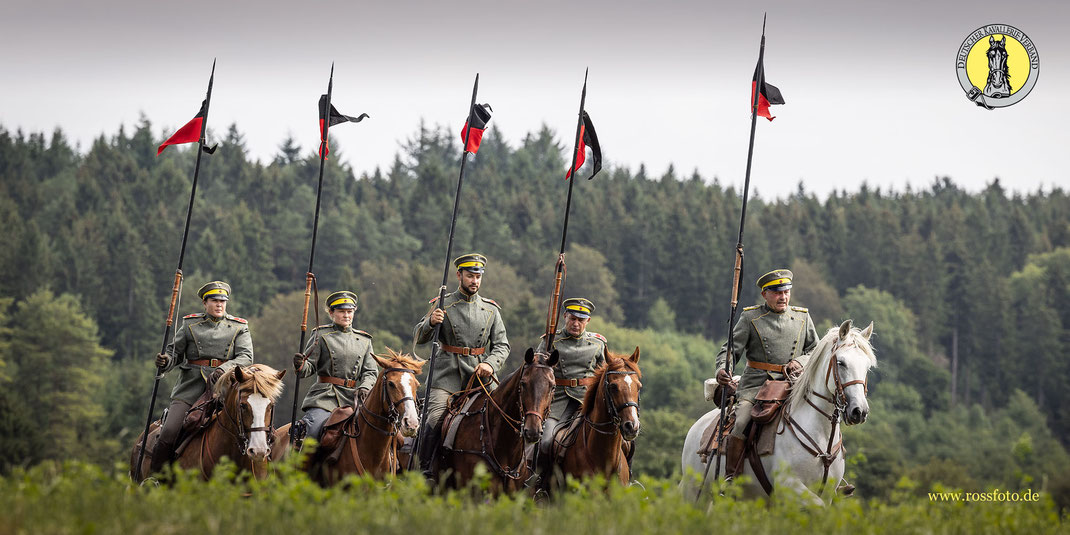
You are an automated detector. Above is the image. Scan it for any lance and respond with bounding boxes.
[134,59,217,481]
[289,64,338,443]
[699,15,769,498]
[408,73,483,471]
[542,69,590,350]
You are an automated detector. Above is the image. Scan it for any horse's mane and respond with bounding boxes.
[581,350,641,412]
[787,326,876,414]
[213,364,285,401]
[378,347,425,373]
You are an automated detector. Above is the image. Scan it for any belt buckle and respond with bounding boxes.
[570,379,579,387]
[461,347,471,356]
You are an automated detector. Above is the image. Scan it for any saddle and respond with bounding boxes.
[695,380,792,464]
[550,415,584,464]
[174,389,221,457]
[441,392,483,451]
[315,406,355,464]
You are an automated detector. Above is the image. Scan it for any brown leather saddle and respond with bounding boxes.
[697,380,791,463]
[173,389,221,457]
[315,406,356,465]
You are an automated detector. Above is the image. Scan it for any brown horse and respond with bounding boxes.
[271,350,424,484]
[131,364,286,482]
[434,348,558,492]
[553,348,642,487]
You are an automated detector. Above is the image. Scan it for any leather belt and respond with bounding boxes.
[747,360,786,373]
[555,376,597,388]
[441,344,485,356]
[319,376,358,388]
[189,358,225,367]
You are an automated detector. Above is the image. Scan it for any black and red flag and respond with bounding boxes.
[565,111,602,180]
[751,55,785,121]
[157,100,215,155]
[460,103,493,153]
[318,94,369,157]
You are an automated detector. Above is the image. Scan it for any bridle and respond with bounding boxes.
[583,369,641,435]
[356,367,418,436]
[217,384,276,457]
[810,341,868,416]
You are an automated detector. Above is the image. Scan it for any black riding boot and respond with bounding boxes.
[148,437,174,477]
[418,425,442,479]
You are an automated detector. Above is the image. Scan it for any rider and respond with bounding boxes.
[536,297,607,464]
[413,253,510,476]
[714,269,818,481]
[150,280,254,475]
[293,290,378,442]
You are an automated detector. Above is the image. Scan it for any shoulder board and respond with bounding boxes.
[480,297,502,309]
[312,324,332,331]
[790,306,808,312]
[183,312,205,319]
[226,314,248,324]
[742,305,760,312]
[588,332,607,344]
[354,329,373,339]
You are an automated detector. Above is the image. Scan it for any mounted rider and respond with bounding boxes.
[714,269,818,481]
[536,297,607,461]
[413,253,511,475]
[150,280,254,475]
[292,290,378,442]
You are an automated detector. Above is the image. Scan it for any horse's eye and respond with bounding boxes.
[609,383,619,392]
[387,382,395,389]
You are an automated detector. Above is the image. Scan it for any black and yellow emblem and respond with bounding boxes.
[956,24,1039,109]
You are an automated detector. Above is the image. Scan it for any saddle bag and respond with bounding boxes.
[750,380,791,425]
[318,406,355,459]
[182,391,220,436]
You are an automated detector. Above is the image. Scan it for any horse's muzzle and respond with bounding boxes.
[621,419,640,441]
[846,406,868,425]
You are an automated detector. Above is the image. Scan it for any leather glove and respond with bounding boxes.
[155,353,170,368]
[786,359,803,380]
[356,387,370,405]
[475,362,494,378]
[716,368,733,385]
[293,353,307,372]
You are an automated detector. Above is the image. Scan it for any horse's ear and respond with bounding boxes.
[629,346,640,364]
[839,319,853,341]
[525,348,535,364]
[275,369,286,380]
[547,350,560,367]
[411,357,427,375]
[372,354,392,369]
[233,366,246,383]
[861,322,873,341]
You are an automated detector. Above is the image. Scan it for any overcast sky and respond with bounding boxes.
[2,0,1067,197]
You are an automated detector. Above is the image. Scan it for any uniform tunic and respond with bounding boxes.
[536,328,607,420]
[298,324,378,412]
[163,313,254,404]
[714,303,819,402]
[414,290,510,393]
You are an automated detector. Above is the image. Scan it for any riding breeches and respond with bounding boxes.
[301,408,331,440]
[729,399,754,440]
[540,396,580,457]
[158,399,192,448]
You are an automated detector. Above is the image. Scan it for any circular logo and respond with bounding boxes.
[956,24,1039,109]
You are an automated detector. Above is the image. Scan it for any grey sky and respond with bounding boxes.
[2,0,1067,197]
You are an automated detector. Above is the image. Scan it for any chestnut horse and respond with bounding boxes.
[271,350,424,484]
[131,364,286,482]
[552,347,642,487]
[434,348,558,492]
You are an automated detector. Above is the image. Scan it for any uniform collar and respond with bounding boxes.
[560,328,584,340]
[206,313,225,323]
[764,303,787,315]
[455,289,479,302]
[332,323,353,333]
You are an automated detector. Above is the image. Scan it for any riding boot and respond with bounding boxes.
[148,437,174,476]
[418,425,442,479]
[723,435,746,482]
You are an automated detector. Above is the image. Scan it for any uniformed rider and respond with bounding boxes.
[150,280,254,475]
[536,297,607,458]
[292,290,378,442]
[413,253,510,474]
[714,269,818,480]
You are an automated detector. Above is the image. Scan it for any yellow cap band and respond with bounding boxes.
[457,261,484,268]
[761,278,790,289]
[329,297,355,307]
[566,305,591,314]
[202,288,229,298]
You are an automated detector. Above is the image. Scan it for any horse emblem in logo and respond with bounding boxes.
[956,24,1039,109]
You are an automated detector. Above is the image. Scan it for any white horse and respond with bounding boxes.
[681,320,876,504]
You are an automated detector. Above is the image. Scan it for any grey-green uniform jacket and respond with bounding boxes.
[414,290,510,393]
[298,324,377,412]
[163,313,254,404]
[714,304,818,402]
[536,328,607,404]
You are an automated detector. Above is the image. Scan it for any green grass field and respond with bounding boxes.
[2,460,1066,535]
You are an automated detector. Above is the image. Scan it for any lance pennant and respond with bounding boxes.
[460,103,493,154]
[565,111,602,180]
[318,94,369,157]
[157,100,214,156]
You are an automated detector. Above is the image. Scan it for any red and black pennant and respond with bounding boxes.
[751,55,785,121]
[566,111,602,180]
[319,94,369,157]
[460,103,493,154]
[157,100,215,156]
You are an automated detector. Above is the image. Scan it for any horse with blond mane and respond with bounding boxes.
[131,364,286,482]
[681,320,876,504]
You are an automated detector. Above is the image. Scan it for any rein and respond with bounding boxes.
[582,369,640,436]
[355,367,417,437]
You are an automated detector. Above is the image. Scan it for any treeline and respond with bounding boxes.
[0,121,1068,497]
